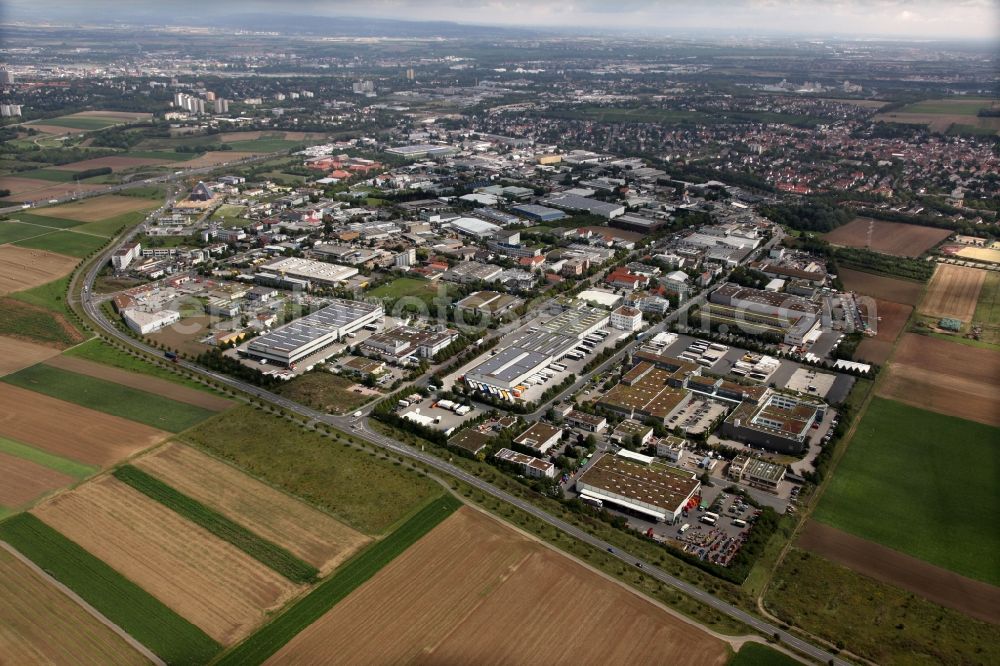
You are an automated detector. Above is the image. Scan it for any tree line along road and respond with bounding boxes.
[73,201,845,666]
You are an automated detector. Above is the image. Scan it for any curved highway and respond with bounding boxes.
[75,212,846,666]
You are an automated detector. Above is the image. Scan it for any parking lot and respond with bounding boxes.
[398,394,479,435]
[667,398,726,435]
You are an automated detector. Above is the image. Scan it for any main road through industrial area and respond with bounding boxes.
[74,201,845,666]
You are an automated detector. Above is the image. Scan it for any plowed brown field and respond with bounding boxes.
[0,177,104,201]
[30,195,155,222]
[45,355,233,411]
[798,521,1000,624]
[0,383,167,466]
[0,245,78,295]
[839,268,924,306]
[0,547,147,665]
[34,476,300,645]
[0,451,74,507]
[0,336,61,375]
[878,334,1000,427]
[135,443,369,574]
[853,299,912,364]
[266,507,729,666]
[920,264,986,321]
[823,218,951,257]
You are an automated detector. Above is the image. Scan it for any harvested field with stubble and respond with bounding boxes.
[798,521,1000,624]
[0,245,79,295]
[266,507,730,666]
[879,333,1000,427]
[28,194,156,222]
[45,354,233,411]
[823,218,951,257]
[0,383,167,466]
[839,267,924,305]
[180,151,256,168]
[0,335,61,375]
[135,443,370,575]
[34,475,302,646]
[0,451,75,508]
[50,156,171,172]
[0,177,105,201]
[920,264,986,321]
[0,547,148,666]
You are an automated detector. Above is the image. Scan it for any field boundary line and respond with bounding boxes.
[6,219,108,237]
[0,540,166,666]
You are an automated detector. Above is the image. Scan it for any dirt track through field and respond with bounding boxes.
[135,443,369,574]
[0,544,150,665]
[920,264,986,321]
[0,383,167,466]
[878,334,1000,427]
[0,245,79,295]
[45,355,233,411]
[798,521,1000,624]
[823,218,951,257]
[0,336,62,375]
[0,451,74,507]
[35,475,300,646]
[266,507,729,666]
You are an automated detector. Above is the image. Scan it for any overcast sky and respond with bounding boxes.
[5,0,999,40]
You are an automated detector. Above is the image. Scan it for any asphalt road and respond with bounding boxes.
[72,212,845,665]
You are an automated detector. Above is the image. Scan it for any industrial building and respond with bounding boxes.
[449,217,502,239]
[244,298,383,367]
[360,325,457,364]
[384,144,457,159]
[576,454,701,523]
[510,203,567,222]
[513,422,563,455]
[456,291,523,317]
[122,308,180,335]
[597,364,694,424]
[494,448,556,479]
[610,305,643,332]
[463,306,609,399]
[708,283,821,345]
[721,390,827,455]
[257,257,359,289]
[541,192,625,219]
[727,455,786,492]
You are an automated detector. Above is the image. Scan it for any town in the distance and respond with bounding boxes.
[0,4,997,666]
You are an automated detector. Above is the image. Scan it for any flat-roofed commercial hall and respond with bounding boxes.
[576,454,700,523]
[244,298,383,367]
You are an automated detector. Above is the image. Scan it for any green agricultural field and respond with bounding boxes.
[0,436,97,478]
[814,397,1000,585]
[0,514,220,665]
[901,98,993,116]
[13,168,78,182]
[13,230,108,257]
[767,548,998,665]
[9,212,87,229]
[0,221,56,244]
[114,465,317,583]
[974,271,1000,325]
[0,297,83,347]
[728,643,799,666]
[10,275,84,341]
[64,338,216,393]
[3,364,215,433]
[227,138,302,153]
[213,494,461,666]
[274,372,373,415]
[30,116,122,130]
[74,209,152,237]
[180,406,443,535]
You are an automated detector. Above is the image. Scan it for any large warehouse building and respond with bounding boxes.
[256,257,358,289]
[244,298,383,367]
[576,454,700,524]
[464,306,610,400]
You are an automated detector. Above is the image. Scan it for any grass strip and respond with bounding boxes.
[728,642,800,666]
[213,494,461,666]
[0,513,220,665]
[114,465,318,583]
[64,338,216,394]
[0,436,97,478]
[3,364,214,433]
